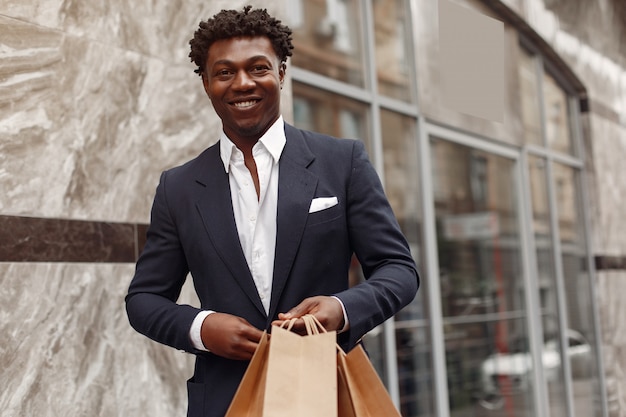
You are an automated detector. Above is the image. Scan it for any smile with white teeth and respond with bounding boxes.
[233,100,257,108]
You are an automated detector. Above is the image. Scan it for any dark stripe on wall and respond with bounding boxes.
[0,215,147,262]
[3,214,626,270]
[595,255,626,271]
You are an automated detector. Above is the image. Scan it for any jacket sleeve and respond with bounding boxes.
[335,140,419,349]
[125,171,201,353]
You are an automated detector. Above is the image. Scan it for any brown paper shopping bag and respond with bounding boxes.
[337,344,402,417]
[224,331,270,416]
[225,315,337,417]
[263,315,338,417]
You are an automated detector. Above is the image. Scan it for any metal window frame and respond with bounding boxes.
[289,1,607,416]
[291,0,421,409]
[569,95,609,417]
[423,121,543,417]
[532,48,608,417]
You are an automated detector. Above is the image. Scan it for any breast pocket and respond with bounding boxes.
[306,203,343,227]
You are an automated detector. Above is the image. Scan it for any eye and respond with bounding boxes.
[250,65,269,74]
[215,68,234,79]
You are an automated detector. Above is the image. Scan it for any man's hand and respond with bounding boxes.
[272,296,346,334]
[200,313,264,360]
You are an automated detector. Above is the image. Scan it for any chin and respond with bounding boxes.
[236,123,267,140]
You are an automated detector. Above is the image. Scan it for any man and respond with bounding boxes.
[126,6,418,417]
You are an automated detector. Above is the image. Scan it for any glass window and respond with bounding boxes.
[520,44,601,415]
[431,139,534,416]
[373,0,413,101]
[527,155,569,417]
[380,110,421,251]
[518,51,542,146]
[553,163,601,417]
[396,324,434,417]
[286,0,365,87]
[380,109,433,416]
[292,81,371,151]
[543,74,573,155]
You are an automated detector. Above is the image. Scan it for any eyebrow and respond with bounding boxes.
[211,55,274,68]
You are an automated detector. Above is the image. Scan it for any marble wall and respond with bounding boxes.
[3,1,237,221]
[0,1,290,416]
[0,263,195,416]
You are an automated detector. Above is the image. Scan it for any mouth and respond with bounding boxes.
[232,100,259,109]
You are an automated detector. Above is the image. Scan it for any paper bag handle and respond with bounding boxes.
[278,314,328,336]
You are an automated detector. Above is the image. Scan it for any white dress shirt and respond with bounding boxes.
[189,116,284,351]
[223,119,284,313]
[189,117,346,352]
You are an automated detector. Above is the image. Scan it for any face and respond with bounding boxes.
[202,36,285,146]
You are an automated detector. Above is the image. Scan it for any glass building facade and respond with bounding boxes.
[284,1,606,416]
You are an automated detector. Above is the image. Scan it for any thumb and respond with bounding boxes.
[282,297,319,319]
[277,312,293,320]
[279,306,301,319]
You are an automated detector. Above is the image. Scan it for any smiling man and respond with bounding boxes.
[125,6,418,417]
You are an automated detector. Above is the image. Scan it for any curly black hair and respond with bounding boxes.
[189,5,294,76]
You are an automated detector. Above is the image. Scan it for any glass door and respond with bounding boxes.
[430,137,534,417]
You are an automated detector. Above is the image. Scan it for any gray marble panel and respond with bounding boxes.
[0,15,220,223]
[1,0,249,62]
[0,262,198,416]
[1,1,294,224]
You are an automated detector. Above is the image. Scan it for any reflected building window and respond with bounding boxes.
[431,139,532,416]
[518,49,574,155]
[521,46,600,416]
[286,0,365,86]
[381,109,432,417]
[288,1,600,416]
[519,50,542,146]
[292,81,371,151]
[373,0,413,101]
[527,155,569,417]
[543,74,573,155]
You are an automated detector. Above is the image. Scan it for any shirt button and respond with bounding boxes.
[250,215,256,222]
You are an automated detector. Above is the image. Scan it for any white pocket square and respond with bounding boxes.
[309,196,338,213]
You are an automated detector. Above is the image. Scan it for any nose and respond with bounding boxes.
[232,70,255,91]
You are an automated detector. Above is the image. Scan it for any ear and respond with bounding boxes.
[279,62,286,88]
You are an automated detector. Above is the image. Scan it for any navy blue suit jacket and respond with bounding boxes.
[126,123,418,417]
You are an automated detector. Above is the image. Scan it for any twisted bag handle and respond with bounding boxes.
[280,315,354,355]
[279,314,328,335]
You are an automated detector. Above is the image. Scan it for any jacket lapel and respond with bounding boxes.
[268,125,318,322]
[193,145,266,317]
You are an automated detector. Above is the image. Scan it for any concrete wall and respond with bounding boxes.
[0,1,289,415]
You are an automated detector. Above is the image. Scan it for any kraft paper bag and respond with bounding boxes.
[225,315,337,417]
[263,316,338,417]
[224,331,270,416]
[337,344,402,417]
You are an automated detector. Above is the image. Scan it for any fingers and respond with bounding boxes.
[275,298,315,321]
[272,296,345,333]
[200,313,264,360]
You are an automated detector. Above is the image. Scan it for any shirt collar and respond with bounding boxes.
[219,116,286,173]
